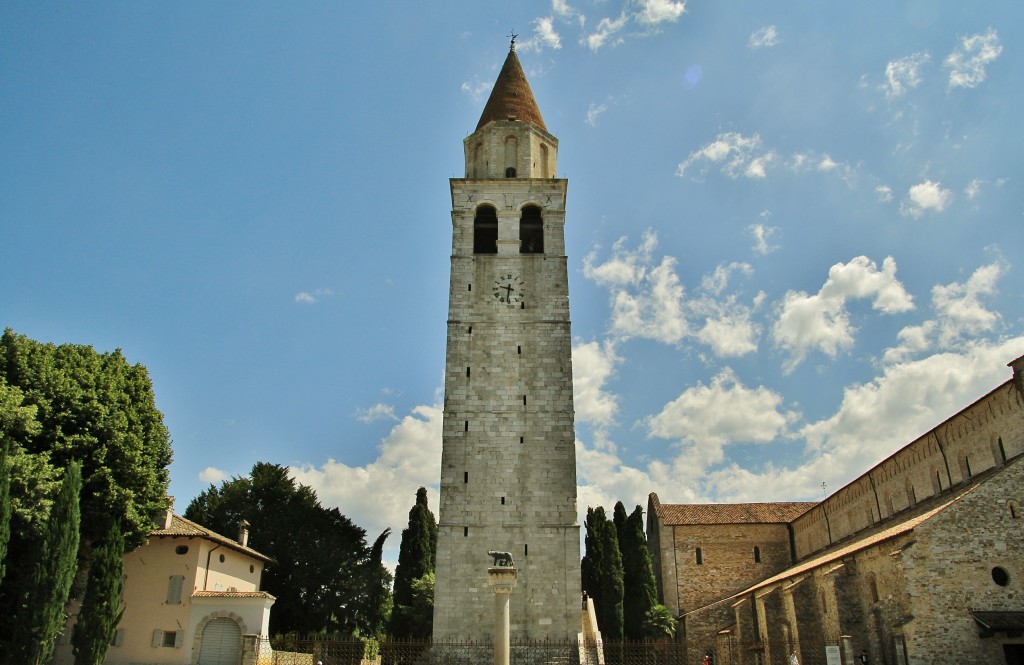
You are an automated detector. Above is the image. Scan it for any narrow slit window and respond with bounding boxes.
[464,472,468,484]
[468,326,472,334]
[753,546,761,563]
[523,395,527,405]
[520,437,524,444]
[468,283,472,291]
[695,547,703,565]
[464,527,469,537]
[517,345,521,354]
[464,421,469,432]
[501,497,505,505]
[524,544,529,556]
[466,367,471,378]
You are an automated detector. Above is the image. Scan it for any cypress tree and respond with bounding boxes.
[597,510,625,642]
[619,505,658,640]
[389,487,437,638]
[72,520,125,665]
[581,506,606,608]
[13,460,82,665]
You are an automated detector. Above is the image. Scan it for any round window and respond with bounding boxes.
[175,545,189,555]
[219,553,226,563]
[992,567,1010,587]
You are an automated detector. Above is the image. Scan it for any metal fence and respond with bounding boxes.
[262,637,689,665]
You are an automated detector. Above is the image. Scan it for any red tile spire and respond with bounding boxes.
[475,43,547,132]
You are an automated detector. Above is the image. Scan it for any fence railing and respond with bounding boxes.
[260,637,688,665]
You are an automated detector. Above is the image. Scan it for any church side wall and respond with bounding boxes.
[792,380,1024,560]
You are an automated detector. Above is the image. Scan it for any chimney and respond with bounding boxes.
[162,496,175,529]
[238,519,250,548]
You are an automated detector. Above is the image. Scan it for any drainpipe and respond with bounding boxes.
[203,543,223,591]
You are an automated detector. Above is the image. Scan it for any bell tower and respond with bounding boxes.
[433,42,581,640]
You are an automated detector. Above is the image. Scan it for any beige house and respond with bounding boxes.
[55,511,276,665]
[649,353,1024,665]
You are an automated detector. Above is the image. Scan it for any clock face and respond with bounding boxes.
[493,273,525,305]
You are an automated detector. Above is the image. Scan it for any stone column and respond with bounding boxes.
[488,566,518,665]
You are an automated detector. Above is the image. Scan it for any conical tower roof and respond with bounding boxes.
[475,46,547,132]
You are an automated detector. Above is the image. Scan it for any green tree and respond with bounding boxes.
[642,604,676,641]
[185,462,384,636]
[0,331,172,655]
[0,379,42,587]
[617,503,658,641]
[360,528,393,636]
[389,487,437,638]
[11,461,82,665]
[581,506,624,641]
[72,520,125,665]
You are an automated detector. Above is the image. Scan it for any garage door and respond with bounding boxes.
[198,618,241,665]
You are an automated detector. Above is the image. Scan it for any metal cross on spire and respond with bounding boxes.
[508,30,518,51]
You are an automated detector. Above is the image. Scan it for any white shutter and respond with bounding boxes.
[152,629,163,647]
[174,630,184,648]
[167,575,184,604]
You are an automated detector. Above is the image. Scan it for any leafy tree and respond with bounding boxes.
[11,461,82,665]
[389,487,437,638]
[0,379,41,587]
[361,528,393,636]
[406,572,435,638]
[185,462,388,636]
[581,506,624,641]
[72,520,125,665]
[0,330,172,655]
[617,503,658,641]
[642,604,676,641]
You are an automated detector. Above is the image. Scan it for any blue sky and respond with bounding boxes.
[3,1,1022,566]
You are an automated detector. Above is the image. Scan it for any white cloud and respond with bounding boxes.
[701,262,752,296]
[693,263,761,357]
[883,260,1007,364]
[945,28,1002,90]
[584,232,688,344]
[460,79,491,102]
[295,287,334,305]
[355,402,398,423]
[875,185,893,202]
[586,12,629,50]
[290,403,443,567]
[749,221,780,255]
[773,256,914,371]
[199,466,229,485]
[572,339,621,428]
[585,101,608,127]
[749,25,779,48]
[677,132,774,180]
[964,179,982,200]
[552,0,585,25]
[900,180,953,218]
[882,52,930,98]
[635,0,686,25]
[645,368,797,468]
[520,16,562,52]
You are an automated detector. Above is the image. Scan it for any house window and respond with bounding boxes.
[166,575,184,605]
[992,567,1010,587]
[695,547,703,565]
[219,553,225,563]
[753,546,761,563]
[153,629,182,648]
[175,545,188,555]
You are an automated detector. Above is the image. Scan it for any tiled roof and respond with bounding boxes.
[655,502,817,526]
[193,590,276,600]
[153,514,274,564]
[475,47,546,131]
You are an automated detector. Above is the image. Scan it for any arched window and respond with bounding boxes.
[473,205,498,254]
[520,205,544,254]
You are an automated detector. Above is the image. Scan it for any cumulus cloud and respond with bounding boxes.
[749,25,779,48]
[290,403,443,566]
[635,0,687,25]
[900,180,953,218]
[693,263,761,357]
[945,28,1002,90]
[875,185,894,202]
[355,402,398,423]
[882,52,930,98]
[199,466,229,485]
[773,256,914,371]
[519,16,562,52]
[572,339,621,428]
[583,232,689,344]
[677,132,774,180]
[586,12,629,50]
[460,79,491,102]
[645,368,798,468]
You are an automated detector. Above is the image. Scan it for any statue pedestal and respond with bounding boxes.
[488,567,518,665]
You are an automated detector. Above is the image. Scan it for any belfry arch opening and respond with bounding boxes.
[473,204,498,254]
[519,205,543,254]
